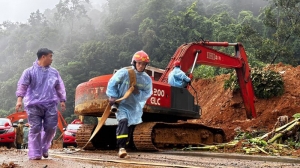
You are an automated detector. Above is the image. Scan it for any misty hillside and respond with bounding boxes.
[1,0,299,124]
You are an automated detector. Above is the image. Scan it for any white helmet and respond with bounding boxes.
[19,119,24,123]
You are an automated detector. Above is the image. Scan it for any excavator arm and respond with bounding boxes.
[57,111,68,133]
[159,41,256,119]
[6,111,27,123]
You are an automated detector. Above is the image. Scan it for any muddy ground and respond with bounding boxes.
[1,148,300,168]
[1,63,300,167]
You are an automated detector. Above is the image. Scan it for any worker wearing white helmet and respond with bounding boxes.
[16,119,25,151]
[19,119,24,123]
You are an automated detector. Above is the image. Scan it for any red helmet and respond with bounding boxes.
[131,50,150,64]
[173,60,181,67]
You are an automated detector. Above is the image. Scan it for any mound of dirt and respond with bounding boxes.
[190,63,300,142]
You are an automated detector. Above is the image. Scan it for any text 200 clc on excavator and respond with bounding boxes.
[74,41,257,150]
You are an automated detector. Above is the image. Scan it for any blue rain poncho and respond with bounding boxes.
[106,67,152,126]
[168,67,191,88]
[16,60,66,159]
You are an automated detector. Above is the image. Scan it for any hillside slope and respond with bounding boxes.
[190,63,300,141]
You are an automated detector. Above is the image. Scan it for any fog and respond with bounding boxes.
[2,0,296,120]
[0,0,101,23]
[0,0,268,24]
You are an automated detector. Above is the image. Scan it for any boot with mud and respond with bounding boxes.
[118,148,127,158]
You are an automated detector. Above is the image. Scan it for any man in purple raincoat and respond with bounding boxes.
[15,48,66,160]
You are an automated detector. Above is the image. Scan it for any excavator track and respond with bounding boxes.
[76,124,118,150]
[133,122,158,151]
[77,122,225,151]
[133,122,225,151]
[76,124,96,150]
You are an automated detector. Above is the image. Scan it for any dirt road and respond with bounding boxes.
[1,148,299,168]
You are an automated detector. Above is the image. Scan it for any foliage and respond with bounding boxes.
[224,68,284,99]
[292,113,300,119]
[251,68,284,99]
[258,0,300,65]
[193,65,216,79]
[189,116,300,155]
[223,72,239,92]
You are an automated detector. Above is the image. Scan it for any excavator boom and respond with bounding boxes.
[159,41,256,118]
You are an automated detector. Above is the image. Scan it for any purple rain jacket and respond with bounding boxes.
[16,60,66,106]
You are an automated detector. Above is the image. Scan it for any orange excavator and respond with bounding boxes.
[74,40,256,150]
[6,111,67,134]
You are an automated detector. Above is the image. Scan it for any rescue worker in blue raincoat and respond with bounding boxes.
[106,50,152,158]
[168,60,191,88]
[15,48,66,160]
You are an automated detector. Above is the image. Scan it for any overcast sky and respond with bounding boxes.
[0,0,100,23]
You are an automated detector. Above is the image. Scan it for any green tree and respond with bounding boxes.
[54,0,91,43]
[28,10,48,27]
[259,0,300,65]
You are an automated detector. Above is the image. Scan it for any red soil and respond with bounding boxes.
[190,63,300,142]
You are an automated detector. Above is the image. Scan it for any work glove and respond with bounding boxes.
[109,97,117,106]
[133,85,140,95]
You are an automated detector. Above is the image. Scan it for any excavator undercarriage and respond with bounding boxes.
[76,122,225,151]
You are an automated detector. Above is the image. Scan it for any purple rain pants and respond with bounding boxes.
[26,104,58,159]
